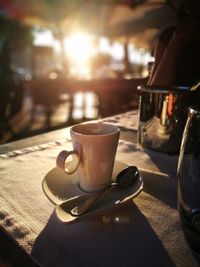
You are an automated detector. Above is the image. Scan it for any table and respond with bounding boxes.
[0,111,199,267]
[29,77,147,121]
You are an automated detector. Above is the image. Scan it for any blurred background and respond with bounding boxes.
[0,0,182,144]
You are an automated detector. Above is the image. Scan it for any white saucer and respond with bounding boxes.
[42,160,143,223]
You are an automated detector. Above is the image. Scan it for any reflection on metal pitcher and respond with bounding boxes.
[137,85,200,154]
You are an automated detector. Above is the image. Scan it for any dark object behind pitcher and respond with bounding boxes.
[137,85,200,154]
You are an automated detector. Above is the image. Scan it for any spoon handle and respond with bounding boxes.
[71,184,114,216]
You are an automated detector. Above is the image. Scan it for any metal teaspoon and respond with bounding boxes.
[69,166,140,216]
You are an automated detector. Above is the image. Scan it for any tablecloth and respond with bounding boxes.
[0,133,199,267]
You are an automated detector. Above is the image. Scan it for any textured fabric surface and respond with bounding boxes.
[0,138,199,267]
[0,111,199,266]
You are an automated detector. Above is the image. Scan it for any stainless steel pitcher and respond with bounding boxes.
[137,85,200,154]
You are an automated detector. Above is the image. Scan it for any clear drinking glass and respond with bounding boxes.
[177,108,200,258]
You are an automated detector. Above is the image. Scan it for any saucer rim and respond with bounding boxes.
[42,160,143,206]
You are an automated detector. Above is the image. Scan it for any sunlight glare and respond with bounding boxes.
[69,66,91,78]
[85,106,98,119]
[64,32,95,64]
[74,92,84,108]
[110,42,124,61]
[33,30,53,46]
[98,37,111,54]
[33,29,61,53]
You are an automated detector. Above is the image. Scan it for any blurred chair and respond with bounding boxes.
[0,80,24,139]
[30,78,72,128]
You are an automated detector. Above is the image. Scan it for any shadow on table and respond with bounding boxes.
[143,147,178,175]
[31,202,175,267]
[118,139,178,176]
[117,140,177,209]
[141,169,177,209]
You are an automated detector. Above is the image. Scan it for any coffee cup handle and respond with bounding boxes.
[56,150,80,174]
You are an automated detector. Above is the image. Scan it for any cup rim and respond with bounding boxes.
[71,122,120,137]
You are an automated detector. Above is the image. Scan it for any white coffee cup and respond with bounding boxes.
[56,122,120,192]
